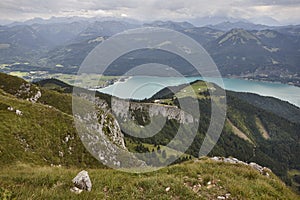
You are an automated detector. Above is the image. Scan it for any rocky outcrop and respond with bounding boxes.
[70,170,92,193]
[15,83,42,103]
[73,94,197,170]
[29,90,42,103]
[112,99,195,124]
[76,95,126,149]
[74,94,146,169]
[211,156,271,177]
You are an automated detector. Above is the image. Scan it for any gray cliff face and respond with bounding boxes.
[74,94,146,168]
[99,105,126,149]
[74,95,197,169]
[75,94,126,149]
[112,99,195,124]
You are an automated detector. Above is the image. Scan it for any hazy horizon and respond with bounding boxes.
[0,0,299,26]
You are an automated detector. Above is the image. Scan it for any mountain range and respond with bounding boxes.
[1,15,300,199]
[0,20,299,86]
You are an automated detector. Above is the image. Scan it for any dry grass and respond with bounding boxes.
[0,159,298,200]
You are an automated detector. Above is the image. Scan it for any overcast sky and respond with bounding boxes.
[0,0,299,25]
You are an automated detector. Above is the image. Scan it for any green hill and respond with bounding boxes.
[147,80,300,191]
[0,73,100,167]
[0,73,299,198]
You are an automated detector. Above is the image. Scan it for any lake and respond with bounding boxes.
[98,76,300,108]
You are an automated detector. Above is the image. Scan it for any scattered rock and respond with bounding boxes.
[262,167,271,177]
[7,106,13,111]
[51,164,62,167]
[58,151,64,157]
[165,187,171,192]
[184,181,193,188]
[15,109,22,116]
[206,184,213,189]
[29,91,42,103]
[249,162,262,171]
[103,186,109,193]
[192,184,201,193]
[197,176,202,182]
[138,187,144,192]
[71,170,92,193]
[225,193,231,198]
[217,196,226,200]
[249,163,271,177]
[70,186,83,194]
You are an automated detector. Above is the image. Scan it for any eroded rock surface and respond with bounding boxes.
[71,170,92,193]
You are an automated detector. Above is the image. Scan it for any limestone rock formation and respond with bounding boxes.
[211,157,271,177]
[71,170,92,193]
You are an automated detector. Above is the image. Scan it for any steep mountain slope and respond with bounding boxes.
[0,25,48,49]
[148,80,300,187]
[205,28,300,77]
[181,27,224,44]
[0,20,137,65]
[0,90,99,166]
[1,73,300,194]
[227,91,300,123]
[0,73,133,169]
[0,25,47,63]
[40,36,106,69]
[74,21,138,42]
[206,28,272,75]
[276,25,300,36]
[0,22,89,64]
[254,29,300,73]
[0,73,100,167]
[31,22,90,47]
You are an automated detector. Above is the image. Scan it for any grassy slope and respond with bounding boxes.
[1,159,299,200]
[0,73,299,198]
[149,80,300,191]
[227,91,300,124]
[0,89,101,168]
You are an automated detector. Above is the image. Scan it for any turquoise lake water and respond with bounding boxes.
[98,76,300,108]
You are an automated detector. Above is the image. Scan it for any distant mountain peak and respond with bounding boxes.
[256,30,279,39]
[208,21,269,31]
[143,20,194,30]
[218,29,261,45]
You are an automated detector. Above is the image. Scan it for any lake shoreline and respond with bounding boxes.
[227,75,300,88]
[98,76,300,108]
[101,75,300,89]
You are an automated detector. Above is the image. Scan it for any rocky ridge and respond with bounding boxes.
[211,156,271,177]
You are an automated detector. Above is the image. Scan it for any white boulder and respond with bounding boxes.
[15,110,23,116]
[7,106,14,111]
[72,170,92,192]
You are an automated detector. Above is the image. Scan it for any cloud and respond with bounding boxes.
[0,0,299,25]
[248,0,300,6]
